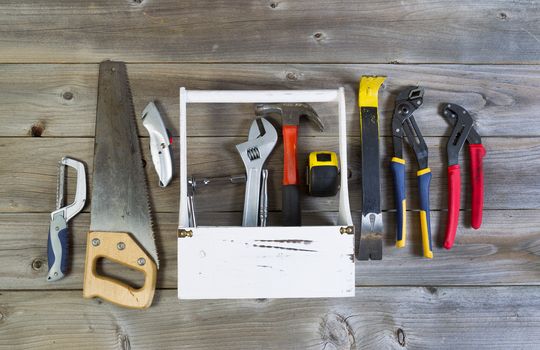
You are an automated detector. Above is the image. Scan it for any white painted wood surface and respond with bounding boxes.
[178,226,355,299]
[178,89,354,299]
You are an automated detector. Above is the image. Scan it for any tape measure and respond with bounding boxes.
[307,151,339,197]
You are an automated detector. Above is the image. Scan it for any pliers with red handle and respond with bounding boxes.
[441,103,486,249]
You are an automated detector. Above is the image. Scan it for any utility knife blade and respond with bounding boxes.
[142,101,173,187]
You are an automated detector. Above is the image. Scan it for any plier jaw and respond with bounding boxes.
[390,87,433,258]
[441,104,486,250]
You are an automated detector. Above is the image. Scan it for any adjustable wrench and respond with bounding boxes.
[236,118,278,227]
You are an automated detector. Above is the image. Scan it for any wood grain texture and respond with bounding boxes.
[2,64,540,137]
[0,65,97,137]
[2,210,538,290]
[0,1,539,63]
[1,287,540,349]
[1,136,538,213]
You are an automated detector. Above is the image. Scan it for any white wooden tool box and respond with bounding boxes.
[177,88,355,299]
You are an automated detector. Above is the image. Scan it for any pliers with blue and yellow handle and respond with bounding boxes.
[390,87,433,258]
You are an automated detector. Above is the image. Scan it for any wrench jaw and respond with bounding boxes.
[236,118,278,227]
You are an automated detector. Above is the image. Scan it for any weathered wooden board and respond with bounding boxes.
[2,209,538,290]
[0,1,539,64]
[1,287,540,349]
[1,136,538,213]
[2,64,540,137]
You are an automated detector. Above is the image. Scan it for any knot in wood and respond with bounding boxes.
[286,72,299,81]
[319,313,356,350]
[31,258,43,271]
[397,328,406,347]
[30,123,44,137]
[313,32,324,40]
[62,91,74,101]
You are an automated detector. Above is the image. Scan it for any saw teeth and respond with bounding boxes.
[122,63,159,269]
[56,160,65,210]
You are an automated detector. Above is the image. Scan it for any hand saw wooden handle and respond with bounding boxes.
[83,231,157,309]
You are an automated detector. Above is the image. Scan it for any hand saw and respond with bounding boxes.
[83,61,158,309]
[357,76,386,260]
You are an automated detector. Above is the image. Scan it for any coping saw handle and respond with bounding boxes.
[47,214,69,281]
[469,144,486,229]
[418,168,433,258]
[390,157,406,248]
[83,231,157,309]
[444,165,461,250]
[282,125,301,226]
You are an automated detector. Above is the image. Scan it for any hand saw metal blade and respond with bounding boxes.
[90,61,159,268]
[56,160,65,210]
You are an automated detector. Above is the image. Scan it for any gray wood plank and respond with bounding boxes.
[1,210,538,290]
[1,287,540,349]
[2,64,540,137]
[0,136,537,213]
[0,1,539,63]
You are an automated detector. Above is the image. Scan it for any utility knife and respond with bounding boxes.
[142,101,173,187]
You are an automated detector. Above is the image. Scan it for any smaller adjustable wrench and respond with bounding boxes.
[236,118,278,227]
[47,157,87,281]
[187,174,246,227]
[259,169,269,226]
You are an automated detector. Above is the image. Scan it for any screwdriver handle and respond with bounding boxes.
[390,157,406,248]
[444,165,461,249]
[469,144,486,229]
[418,168,433,258]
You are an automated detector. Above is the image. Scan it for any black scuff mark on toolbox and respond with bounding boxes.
[253,244,316,252]
[255,239,313,245]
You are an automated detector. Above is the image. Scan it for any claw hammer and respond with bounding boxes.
[255,103,324,226]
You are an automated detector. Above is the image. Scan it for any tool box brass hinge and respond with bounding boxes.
[177,229,193,238]
[340,226,355,235]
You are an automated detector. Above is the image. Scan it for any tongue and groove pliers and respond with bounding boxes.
[441,103,486,249]
[391,87,433,258]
